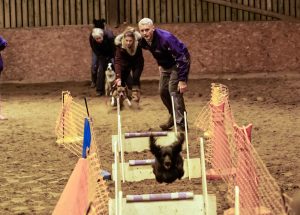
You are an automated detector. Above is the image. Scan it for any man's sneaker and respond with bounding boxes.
[90,82,96,88]
[159,116,174,131]
[177,123,188,132]
[96,91,104,96]
[177,124,186,132]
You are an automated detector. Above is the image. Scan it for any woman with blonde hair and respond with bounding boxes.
[114,26,144,103]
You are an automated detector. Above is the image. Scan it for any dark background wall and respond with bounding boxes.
[0,21,299,83]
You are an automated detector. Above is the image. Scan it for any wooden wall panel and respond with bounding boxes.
[167,0,173,22]
[125,0,131,23]
[243,0,249,21]
[40,0,46,26]
[70,0,76,25]
[4,0,10,28]
[173,0,179,22]
[10,0,16,28]
[88,0,93,24]
[297,0,300,18]
[58,0,64,25]
[184,0,191,22]
[0,0,4,28]
[16,0,22,27]
[76,0,82,24]
[155,0,161,23]
[226,0,232,21]
[100,0,105,19]
[119,0,125,23]
[290,0,295,17]
[22,0,28,27]
[161,0,167,23]
[1,0,300,29]
[137,0,143,22]
[52,0,58,25]
[191,0,197,22]
[46,0,52,26]
[214,3,220,21]
[178,0,185,22]
[197,0,203,22]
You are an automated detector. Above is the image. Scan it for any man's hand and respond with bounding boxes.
[115,78,121,86]
[178,81,188,93]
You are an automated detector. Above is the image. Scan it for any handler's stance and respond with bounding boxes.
[138,18,190,131]
[114,26,144,103]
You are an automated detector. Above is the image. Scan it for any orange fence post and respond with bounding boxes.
[235,124,259,214]
[206,102,236,180]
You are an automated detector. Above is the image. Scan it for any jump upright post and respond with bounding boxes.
[117,97,125,183]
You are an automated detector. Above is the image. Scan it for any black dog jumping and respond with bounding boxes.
[149,133,185,183]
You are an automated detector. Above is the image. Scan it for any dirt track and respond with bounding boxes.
[0,77,299,214]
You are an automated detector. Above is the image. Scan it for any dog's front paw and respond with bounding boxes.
[155,176,164,183]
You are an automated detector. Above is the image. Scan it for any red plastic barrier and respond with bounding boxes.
[234,124,260,213]
[52,158,88,215]
[207,102,235,181]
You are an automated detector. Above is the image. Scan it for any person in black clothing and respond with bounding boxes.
[0,36,7,120]
[89,19,115,96]
[114,27,144,103]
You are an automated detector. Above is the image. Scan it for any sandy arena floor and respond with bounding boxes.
[0,77,299,215]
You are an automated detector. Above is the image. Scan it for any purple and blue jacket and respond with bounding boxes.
[140,28,190,82]
[0,36,8,72]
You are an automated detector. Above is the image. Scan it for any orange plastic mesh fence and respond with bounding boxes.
[55,92,109,214]
[87,152,109,215]
[195,84,236,175]
[229,124,286,214]
[194,83,288,215]
[86,118,109,215]
[55,91,87,157]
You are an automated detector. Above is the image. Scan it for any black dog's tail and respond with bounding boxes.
[172,133,185,154]
[149,135,161,157]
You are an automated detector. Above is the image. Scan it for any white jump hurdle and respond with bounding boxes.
[111,131,178,153]
[128,159,155,166]
[126,191,194,202]
[109,136,217,215]
[112,158,201,182]
[110,98,216,215]
[109,193,216,215]
[124,131,168,138]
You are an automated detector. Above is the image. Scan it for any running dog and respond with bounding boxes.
[149,133,185,183]
[110,85,131,107]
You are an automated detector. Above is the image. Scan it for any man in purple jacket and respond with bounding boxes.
[0,36,8,120]
[138,18,190,131]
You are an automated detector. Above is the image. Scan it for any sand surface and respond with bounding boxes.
[0,77,299,214]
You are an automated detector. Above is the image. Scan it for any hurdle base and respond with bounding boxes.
[109,194,217,215]
[206,168,236,180]
[100,170,112,180]
[112,158,201,182]
[224,206,272,215]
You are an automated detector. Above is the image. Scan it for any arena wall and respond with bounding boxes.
[0,21,299,83]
